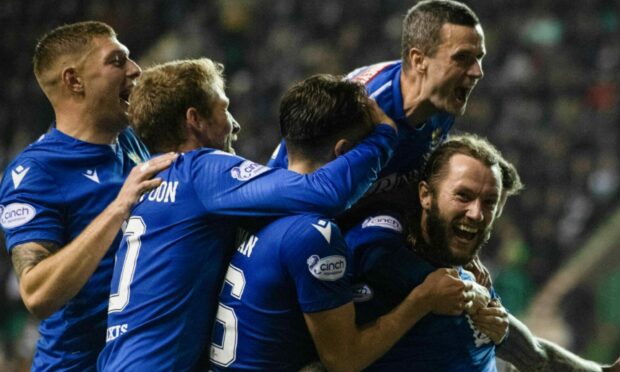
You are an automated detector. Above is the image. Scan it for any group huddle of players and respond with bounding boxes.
[1,1,619,371]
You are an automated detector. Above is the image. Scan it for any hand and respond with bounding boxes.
[112,152,178,219]
[367,98,397,132]
[603,356,620,372]
[419,268,474,316]
[464,255,492,289]
[463,280,491,315]
[470,299,509,345]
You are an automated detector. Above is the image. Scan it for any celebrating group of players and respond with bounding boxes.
[1,0,619,371]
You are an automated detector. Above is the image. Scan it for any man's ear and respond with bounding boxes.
[419,180,432,210]
[62,67,83,93]
[409,48,427,74]
[185,107,202,131]
[334,138,353,157]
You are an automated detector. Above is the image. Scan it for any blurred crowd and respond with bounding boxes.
[0,0,619,369]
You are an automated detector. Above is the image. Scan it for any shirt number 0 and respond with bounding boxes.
[108,216,146,313]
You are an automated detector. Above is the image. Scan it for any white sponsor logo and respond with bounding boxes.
[0,203,36,229]
[312,219,332,243]
[352,283,374,302]
[307,254,346,281]
[106,324,128,342]
[82,169,100,184]
[11,165,30,189]
[362,215,402,232]
[231,160,269,181]
[466,314,492,347]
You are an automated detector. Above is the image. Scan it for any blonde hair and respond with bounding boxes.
[129,58,225,153]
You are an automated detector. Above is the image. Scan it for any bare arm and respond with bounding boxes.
[11,153,177,319]
[304,268,473,372]
[497,313,609,372]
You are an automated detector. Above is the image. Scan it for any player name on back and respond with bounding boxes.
[138,181,179,204]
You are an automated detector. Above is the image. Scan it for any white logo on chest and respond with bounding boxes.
[82,169,100,184]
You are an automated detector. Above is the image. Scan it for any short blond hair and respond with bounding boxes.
[129,58,225,153]
[33,21,115,83]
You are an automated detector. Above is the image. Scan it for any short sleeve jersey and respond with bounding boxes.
[0,126,148,371]
[268,61,455,197]
[210,215,351,371]
[345,212,497,372]
[97,125,397,371]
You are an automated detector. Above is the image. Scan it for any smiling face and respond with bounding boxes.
[79,36,141,132]
[419,23,485,116]
[420,153,501,266]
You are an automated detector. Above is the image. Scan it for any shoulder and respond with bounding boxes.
[346,60,400,86]
[345,211,404,247]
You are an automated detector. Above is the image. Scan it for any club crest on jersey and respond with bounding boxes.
[0,203,36,229]
[307,254,346,281]
[362,215,402,232]
[352,283,374,302]
[231,160,269,181]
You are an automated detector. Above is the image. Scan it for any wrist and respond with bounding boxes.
[406,285,433,315]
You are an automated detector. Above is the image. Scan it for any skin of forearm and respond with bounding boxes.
[327,287,432,372]
[19,203,127,318]
[497,314,602,372]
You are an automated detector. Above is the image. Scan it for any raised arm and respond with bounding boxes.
[10,153,176,318]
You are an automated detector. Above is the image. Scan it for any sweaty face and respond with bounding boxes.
[201,87,241,153]
[421,154,500,266]
[79,37,142,132]
[422,23,485,116]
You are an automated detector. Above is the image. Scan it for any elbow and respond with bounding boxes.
[21,288,57,320]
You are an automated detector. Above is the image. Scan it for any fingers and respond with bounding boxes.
[137,152,178,177]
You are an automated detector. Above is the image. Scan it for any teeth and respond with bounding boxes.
[457,224,478,233]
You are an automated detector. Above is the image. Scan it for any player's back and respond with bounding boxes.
[211,214,351,371]
[98,150,238,371]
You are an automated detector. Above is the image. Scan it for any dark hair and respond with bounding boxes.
[129,58,225,153]
[280,74,371,159]
[33,21,116,81]
[401,0,479,68]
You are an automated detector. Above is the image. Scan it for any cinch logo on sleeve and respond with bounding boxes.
[0,203,36,229]
[231,160,269,181]
[362,215,403,232]
[307,254,346,281]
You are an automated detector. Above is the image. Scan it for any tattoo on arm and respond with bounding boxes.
[11,242,60,278]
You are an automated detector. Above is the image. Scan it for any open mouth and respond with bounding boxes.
[119,89,130,106]
[455,87,470,103]
[453,223,478,241]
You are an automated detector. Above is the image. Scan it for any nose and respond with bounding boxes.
[127,58,142,79]
[229,113,241,134]
[469,59,483,79]
[466,199,484,222]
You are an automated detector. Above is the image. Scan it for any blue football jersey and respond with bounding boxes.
[210,215,351,371]
[0,127,148,372]
[97,125,396,371]
[268,61,454,196]
[345,213,497,372]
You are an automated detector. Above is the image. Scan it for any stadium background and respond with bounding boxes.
[0,0,618,369]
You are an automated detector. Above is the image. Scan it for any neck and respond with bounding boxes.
[400,69,439,127]
[55,112,120,144]
[288,158,323,175]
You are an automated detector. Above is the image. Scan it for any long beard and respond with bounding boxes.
[423,200,491,266]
